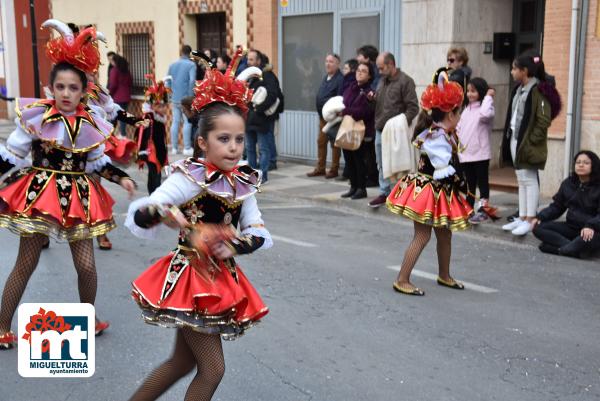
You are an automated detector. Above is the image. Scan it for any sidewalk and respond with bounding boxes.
[0,120,554,250]
[263,160,550,249]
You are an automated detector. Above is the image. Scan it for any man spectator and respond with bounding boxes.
[356,45,380,90]
[167,45,196,155]
[245,49,281,184]
[106,51,116,88]
[369,51,419,208]
[307,53,344,178]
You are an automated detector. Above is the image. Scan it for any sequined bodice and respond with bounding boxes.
[31,140,88,173]
[178,192,242,247]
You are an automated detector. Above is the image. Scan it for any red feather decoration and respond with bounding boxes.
[420,80,464,112]
[45,26,100,74]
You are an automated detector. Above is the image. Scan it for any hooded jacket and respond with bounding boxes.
[501,82,554,170]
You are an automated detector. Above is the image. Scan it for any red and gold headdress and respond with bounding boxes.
[191,48,259,115]
[420,68,464,112]
[144,74,171,104]
[42,19,101,74]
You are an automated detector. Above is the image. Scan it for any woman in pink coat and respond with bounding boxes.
[457,77,499,223]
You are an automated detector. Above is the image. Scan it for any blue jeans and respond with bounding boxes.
[170,103,192,150]
[266,121,277,165]
[116,102,128,137]
[375,130,391,196]
[246,129,270,181]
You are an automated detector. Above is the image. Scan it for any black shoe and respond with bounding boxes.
[506,210,519,222]
[341,188,357,198]
[268,163,277,171]
[42,237,50,249]
[351,188,367,199]
[538,243,559,255]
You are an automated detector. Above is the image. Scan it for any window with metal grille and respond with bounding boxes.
[122,33,150,96]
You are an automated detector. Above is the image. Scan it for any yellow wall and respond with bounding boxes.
[232,0,248,48]
[51,0,180,88]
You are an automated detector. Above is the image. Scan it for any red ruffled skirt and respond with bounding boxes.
[104,135,137,166]
[132,248,268,340]
[386,173,473,231]
[0,168,116,240]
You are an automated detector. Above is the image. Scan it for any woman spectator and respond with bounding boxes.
[447,47,472,103]
[108,54,133,137]
[216,53,232,74]
[340,61,376,200]
[532,150,600,258]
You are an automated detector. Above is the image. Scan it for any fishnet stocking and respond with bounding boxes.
[433,227,452,281]
[68,239,97,305]
[396,222,432,289]
[129,328,224,401]
[0,234,47,332]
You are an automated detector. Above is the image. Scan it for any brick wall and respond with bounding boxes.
[581,0,600,122]
[542,0,571,138]
[248,0,278,73]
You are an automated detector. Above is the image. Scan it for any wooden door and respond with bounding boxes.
[196,12,226,56]
[14,0,52,98]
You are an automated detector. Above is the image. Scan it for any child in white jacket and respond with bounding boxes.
[457,77,498,223]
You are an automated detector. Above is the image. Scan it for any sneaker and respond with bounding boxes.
[502,219,522,231]
[171,147,179,155]
[95,321,110,336]
[0,331,17,350]
[511,220,532,236]
[468,211,489,225]
[182,148,194,156]
[368,194,387,208]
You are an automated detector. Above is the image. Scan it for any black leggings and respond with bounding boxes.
[533,221,600,257]
[461,160,490,207]
[147,164,162,195]
[343,142,367,190]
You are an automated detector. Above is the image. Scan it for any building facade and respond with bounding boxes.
[0,0,597,195]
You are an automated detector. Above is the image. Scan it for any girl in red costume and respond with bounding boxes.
[125,50,271,401]
[387,68,473,296]
[135,75,170,194]
[0,19,136,349]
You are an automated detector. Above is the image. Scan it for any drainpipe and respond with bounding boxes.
[564,0,580,177]
[573,0,589,154]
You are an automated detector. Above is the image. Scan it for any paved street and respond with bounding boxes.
[1,164,599,401]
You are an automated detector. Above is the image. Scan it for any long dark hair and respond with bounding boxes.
[192,102,245,159]
[468,77,488,105]
[49,61,88,90]
[114,54,130,74]
[514,50,546,81]
[572,150,600,184]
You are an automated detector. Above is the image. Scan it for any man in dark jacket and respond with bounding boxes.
[369,52,419,208]
[246,49,281,183]
[307,53,344,178]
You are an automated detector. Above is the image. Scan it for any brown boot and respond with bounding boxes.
[307,169,326,177]
[325,170,339,179]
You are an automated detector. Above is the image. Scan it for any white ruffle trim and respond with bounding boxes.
[85,154,111,174]
[433,165,456,180]
[125,196,177,240]
[0,144,31,169]
[241,226,273,251]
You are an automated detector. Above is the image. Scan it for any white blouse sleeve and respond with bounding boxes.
[0,123,32,169]
[124,172,201,239]
[85,144,113,173]
[238,195,273,250]
[422,133,456,180]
